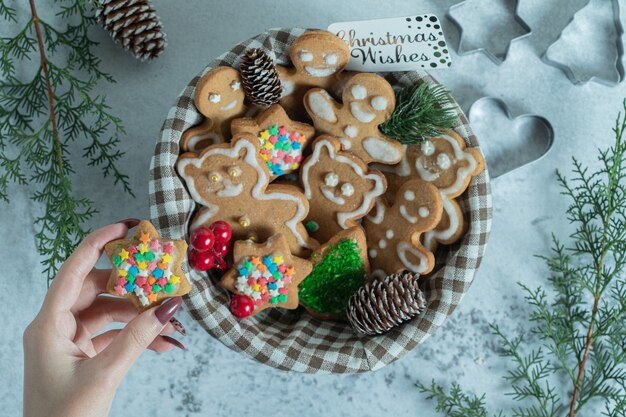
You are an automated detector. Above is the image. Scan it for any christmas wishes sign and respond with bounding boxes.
[328,15,451,72]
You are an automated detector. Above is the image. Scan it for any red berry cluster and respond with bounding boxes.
[188,221,232,272]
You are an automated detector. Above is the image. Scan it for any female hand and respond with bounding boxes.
[23,220,185,417]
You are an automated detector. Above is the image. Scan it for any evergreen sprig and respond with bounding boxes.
[417,100,626,417]
[0,0,132,284]
[380,82,457,144]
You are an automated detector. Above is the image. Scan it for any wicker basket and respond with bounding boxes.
[149,28,492,373]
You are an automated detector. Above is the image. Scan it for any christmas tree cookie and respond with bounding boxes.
[105,220,191,310]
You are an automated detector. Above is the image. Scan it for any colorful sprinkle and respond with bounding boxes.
[256,124,306,177]
[234,252,292,308]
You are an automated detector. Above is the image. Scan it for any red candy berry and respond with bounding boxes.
[188,249,214,271]
[190,226,215,252]
[213,241,230,258]
[230,294,255,318]
[210,221,232,243]
[212,254,227,271]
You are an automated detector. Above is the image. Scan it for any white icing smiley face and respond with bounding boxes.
[398,187,431,224]
[291,32,349,78]
[195,67,246,118]
[207,163,244,197]
[347,83,391,124]
[320,171,354,205]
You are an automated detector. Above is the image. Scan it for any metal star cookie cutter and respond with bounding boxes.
[446,0,531,64]
[468,97,554,179]
[542,0,624,86]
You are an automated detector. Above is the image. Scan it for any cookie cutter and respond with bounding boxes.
[446,0,531,64]
[468,97,554,179]
[542,0,624,86]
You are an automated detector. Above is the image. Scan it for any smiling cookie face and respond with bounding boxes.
[290,30,350,78]
[341,73,395,125]
[301,136,386,243]
[195,67,246,120]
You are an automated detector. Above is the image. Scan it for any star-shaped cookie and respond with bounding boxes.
[231,104,315,179]
[105,220,191,311]
[220,233,312,316]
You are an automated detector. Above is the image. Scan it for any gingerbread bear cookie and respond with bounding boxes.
[177,134,318,257]
[231,104,315,180]
[377,130,484,251]
[105,220,191,311]
[363,179,443,276]
[277,30,350,120]
[304,73,403,165]
[220,233,312,317]
[300,136,387,244]
[181,66,247,152]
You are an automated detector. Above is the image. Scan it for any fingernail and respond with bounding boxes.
[155,297,182,324]
[162,335,186,350]
[116,218,141,228]
[169,317,187,336]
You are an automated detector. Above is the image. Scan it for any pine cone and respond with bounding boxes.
[239,49,282,106]
[96,0,167,61]
[346,272,427,335]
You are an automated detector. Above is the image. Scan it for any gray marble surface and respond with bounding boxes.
[3,0,626,415]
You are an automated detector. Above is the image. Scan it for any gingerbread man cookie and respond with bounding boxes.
[377,130,484,251]
[277,30,350,120]
[220,234,312,316]
[231,104,315,180]
[363,179,443,276]
[304,73,403,165]
[177,134,318,257]
[105,220,191,311]
[181,66,247,152]
[300,136,387,244]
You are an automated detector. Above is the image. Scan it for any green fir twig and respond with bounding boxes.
[380,82,457,144]
[418,100,626,417]
[0,0,133,284]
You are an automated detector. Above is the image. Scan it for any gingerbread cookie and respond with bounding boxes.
[230,104,315,179]
[363,179,443,276]
[300,136,387,243]
[105,220,191,311]
[277,30,350,120]
[377,130,484,250]
[299,226,369,320]
[181,66,247,152]
[177,134,318,257]
[303,72,403,165]
[220,234,312,316]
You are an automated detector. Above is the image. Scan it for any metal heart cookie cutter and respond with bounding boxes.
[446,0,531,64]
[468,97,554,179]
[543,0,624,86]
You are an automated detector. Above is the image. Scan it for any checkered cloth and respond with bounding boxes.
[149,28,492,373]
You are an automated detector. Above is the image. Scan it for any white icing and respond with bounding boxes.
[209,93,221,103]
[415,161,440,181]
[305,66,337,77]
[397,241,429,273]
[299,50,313,62]
[324,172,339,187]
[362,137,401,162]
[341,183,354,197]
[281,80,294,97]
[301,139,386,229]
[369,249,378,258]
[350,102,375,122]
[307,91,337,122]
[399,204,417,223]
[220,99,238,112]
[216,179,243,197]
[437,153,452,169]
[423,194,458,250]
[371,96,388,111]
[421,140,435,156]
[230,80,240,91]
[321,186,345,205]
[339,138,352,149]
[418,207,430,217]
[186,131,221,152]
[378,239,387,249]
[180,139,314,249]
[351,84,367,100]
[386,229,394,239]
[404,190,415,201]
[344,125,358,138]
[367,199,385,224]
[324,53,338,65]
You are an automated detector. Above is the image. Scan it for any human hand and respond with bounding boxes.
[23,220,185,417]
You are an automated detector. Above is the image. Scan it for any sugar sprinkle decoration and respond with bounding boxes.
[258,124,305,176]
[234,253,292,307]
